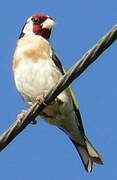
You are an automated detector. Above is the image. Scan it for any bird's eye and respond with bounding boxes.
[32,18,40,24]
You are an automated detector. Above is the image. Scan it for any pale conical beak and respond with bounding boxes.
[42,18,56,29]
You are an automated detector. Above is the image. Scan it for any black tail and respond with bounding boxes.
[71,136,104,172]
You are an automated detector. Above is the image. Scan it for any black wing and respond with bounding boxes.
[51,48,85,134]
[51,48,64,75]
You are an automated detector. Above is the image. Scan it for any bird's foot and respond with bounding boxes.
[17,110,27,121]
[55,97,64,104]
[36,92,47,106]
[17,109,37,125]
[36,91,64,106]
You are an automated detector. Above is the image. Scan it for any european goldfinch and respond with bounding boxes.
[13,14,103,172]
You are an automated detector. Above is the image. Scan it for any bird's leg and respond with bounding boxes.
[55,97,64,104]
[17,110,37,125]
[36,91,48,106]
[36,91,64,105]
[17,110,27,121]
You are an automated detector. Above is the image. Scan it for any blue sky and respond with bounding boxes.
[1,0,117,179]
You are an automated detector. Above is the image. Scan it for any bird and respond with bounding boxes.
[12,13,103,172]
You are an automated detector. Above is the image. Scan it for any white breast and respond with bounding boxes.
[13,35,63,105]
[15,58,63,103]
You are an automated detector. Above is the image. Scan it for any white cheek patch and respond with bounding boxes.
[23,20,34,35]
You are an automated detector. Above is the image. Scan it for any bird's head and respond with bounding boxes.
[19,14,56,40]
